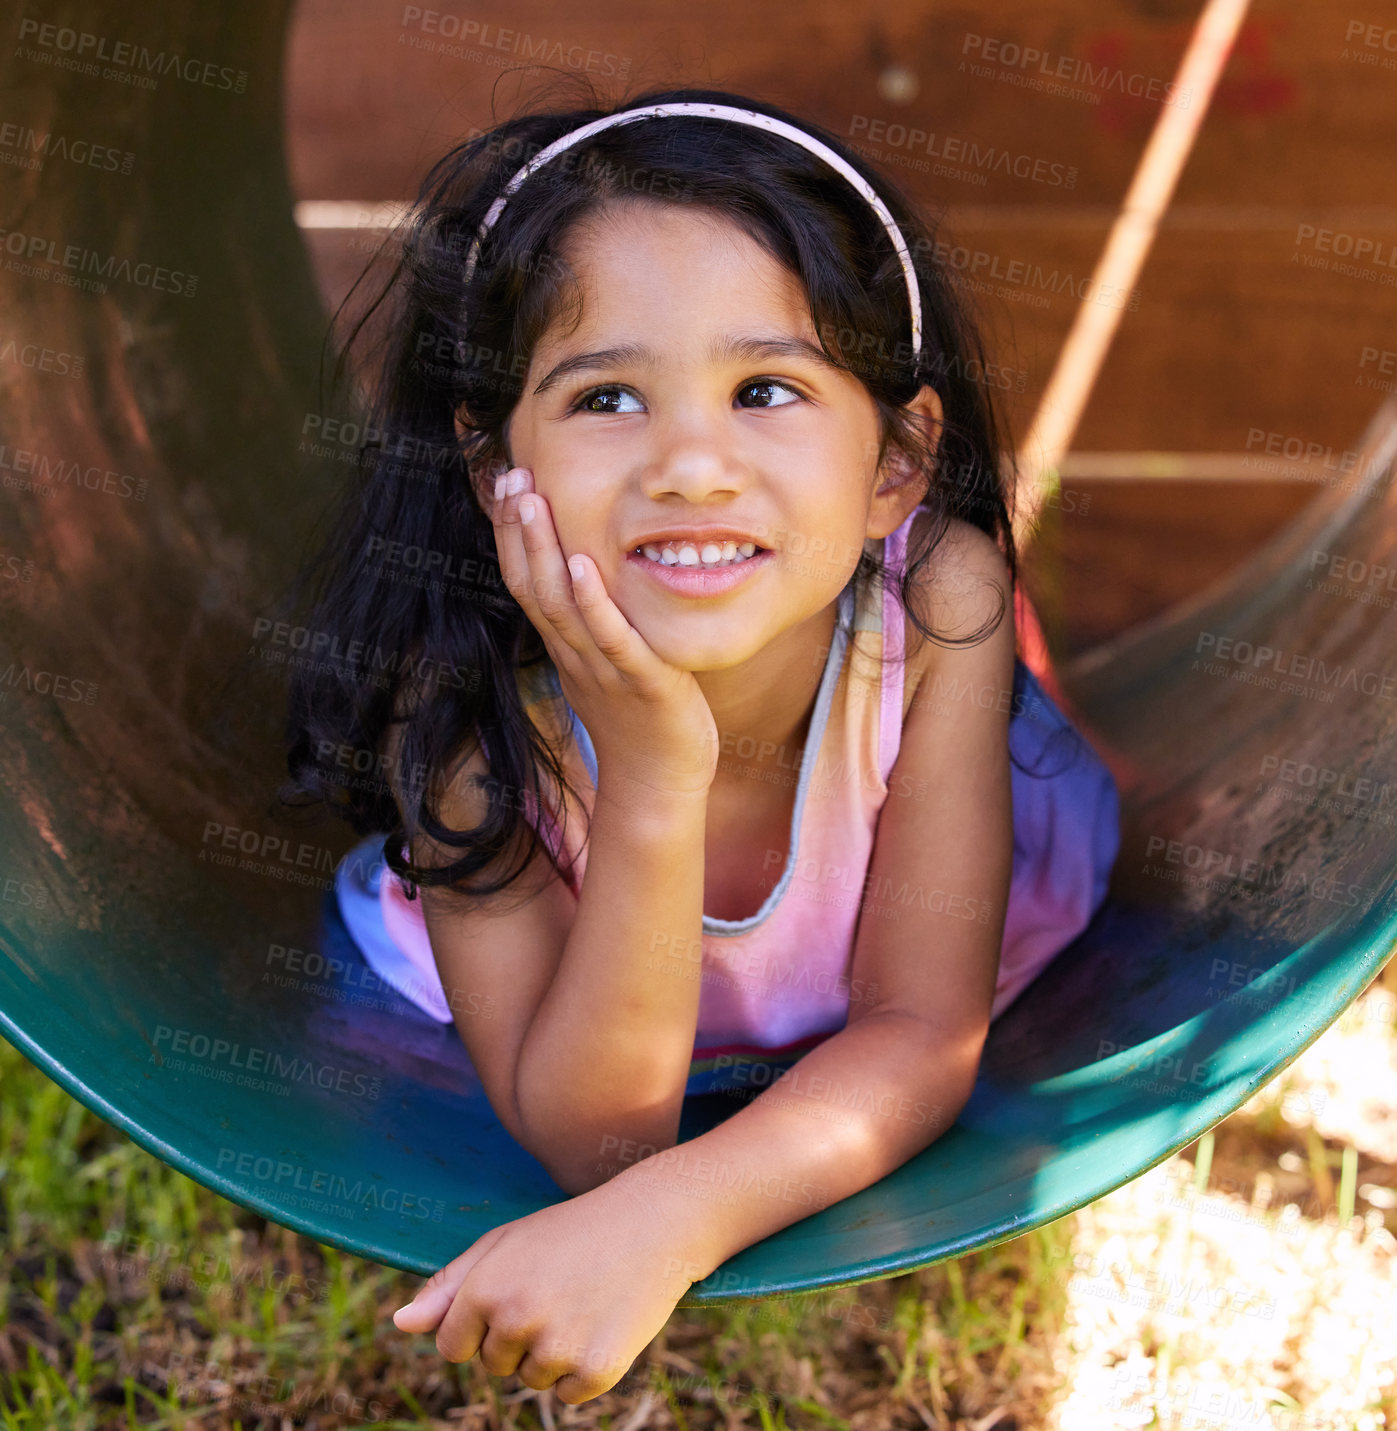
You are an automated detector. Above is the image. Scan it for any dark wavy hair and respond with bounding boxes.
[275,76,1058,906]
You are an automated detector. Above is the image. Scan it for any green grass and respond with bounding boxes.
[0,1035,1077,1429]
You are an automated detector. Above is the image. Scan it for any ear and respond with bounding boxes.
[867,384,943,542]
[454,405,511,510]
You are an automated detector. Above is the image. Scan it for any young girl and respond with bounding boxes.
[280,82,1120,1404]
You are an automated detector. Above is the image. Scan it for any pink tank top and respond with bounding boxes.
[368,508,1121,1095]
[377,513,914,1094]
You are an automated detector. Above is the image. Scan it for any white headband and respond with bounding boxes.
[461,101,924,364]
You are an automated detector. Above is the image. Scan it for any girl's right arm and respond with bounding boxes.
[387,720,710,1198]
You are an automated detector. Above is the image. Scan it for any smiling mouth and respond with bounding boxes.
[632,539,767,569]
[624,545,775,597]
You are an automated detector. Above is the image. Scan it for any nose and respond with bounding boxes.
[640,405,750,504]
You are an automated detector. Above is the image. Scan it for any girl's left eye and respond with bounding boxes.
[737,379,803,408]
[569,379,805,414]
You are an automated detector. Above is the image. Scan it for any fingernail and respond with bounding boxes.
[568,555,584,581]
[494,474,505,502]
[504,470,528,497]
[519,495,535,524]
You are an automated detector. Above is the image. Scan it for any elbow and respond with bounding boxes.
[511,1073,687,1196]
[508,1110,600,1196]
[859,1009,985,1133]
[530,1132,611,1197]
[540,1142,675,1198]
[506,1115,592,1196]
[546,1159,614,1198]
[520,1116,681,1198]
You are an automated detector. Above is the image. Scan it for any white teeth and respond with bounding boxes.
[637,540,762,569]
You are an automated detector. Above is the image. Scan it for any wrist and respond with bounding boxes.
[604,1139,750,1287]
[593,769,710,830]
[599,1158,731,1285]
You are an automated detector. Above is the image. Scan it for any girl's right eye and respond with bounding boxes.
[571,385,643,415]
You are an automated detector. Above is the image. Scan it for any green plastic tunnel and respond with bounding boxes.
[3,2,1396,1305]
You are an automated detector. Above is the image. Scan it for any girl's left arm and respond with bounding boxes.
[393,522,1016,1403]
[607,1008,988,1282]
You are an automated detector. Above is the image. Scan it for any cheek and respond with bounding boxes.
[541,496,590,551]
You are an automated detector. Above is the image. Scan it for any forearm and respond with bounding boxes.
[605,1011,985,1279]
[515,779,708,1190]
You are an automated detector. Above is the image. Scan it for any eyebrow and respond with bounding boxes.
[530,333,846,397]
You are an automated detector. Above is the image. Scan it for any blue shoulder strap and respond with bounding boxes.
[568,704,599,785]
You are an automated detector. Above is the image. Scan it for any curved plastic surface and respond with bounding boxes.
[2,2,1395,1305]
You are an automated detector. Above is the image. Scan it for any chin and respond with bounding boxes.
[641,629,765,673]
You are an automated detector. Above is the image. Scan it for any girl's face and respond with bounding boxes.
[481,198,939,672]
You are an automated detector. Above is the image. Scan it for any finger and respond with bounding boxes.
[495,475,661,684]
[475,1319,532,1378]
[514,488,596,654]
[490,467,533,609]
[564,552,657,672]
[493,473,581,669]
[553,1355,631,1405]
[514,1350,568,1392]
[517,1341,626,1403]
[436,1296,490,1366]
[392,1228,502,1333]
